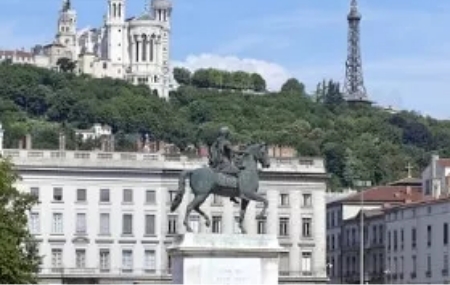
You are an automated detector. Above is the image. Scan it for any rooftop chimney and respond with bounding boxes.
[406,185,412,195]
[431,153,439,178]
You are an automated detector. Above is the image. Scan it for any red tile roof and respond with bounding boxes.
[438,159,450,167]
[385,194,450,211]
[388,177,421,186]
[0,49,33,58]
[338,185,423,204]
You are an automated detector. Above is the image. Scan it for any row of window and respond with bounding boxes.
[339,252,385,277]
[50,248,159,273]
[49,248,311,275]
[326,209,342,229]
[31,187,175,204]
[29,212,314,237]
[279,251,313,274]
[30,187,314,208]
[31,212,312,237]
[387,222,449,251]
[386,253,448,279]
[341,224,384,248]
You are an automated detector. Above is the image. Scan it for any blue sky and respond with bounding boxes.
[1,0,450,118]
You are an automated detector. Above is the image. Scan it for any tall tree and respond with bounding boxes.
[0,158,41,283]
[172,67,191,85]
[56,57,76,73]
[280,78,305,94]
[250,73,266,92]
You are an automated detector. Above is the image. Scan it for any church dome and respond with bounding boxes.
[152,0,172,9]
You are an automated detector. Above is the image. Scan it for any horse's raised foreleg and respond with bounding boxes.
[194,205,211,228]
[183,194,209,232]
[238,199,250,234]
[242,190,268,220]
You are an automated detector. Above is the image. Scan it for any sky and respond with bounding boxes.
[1,0,450,118]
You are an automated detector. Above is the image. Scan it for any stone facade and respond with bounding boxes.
[0,145,329,284]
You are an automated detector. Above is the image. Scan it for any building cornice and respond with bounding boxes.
[15,165,330,182]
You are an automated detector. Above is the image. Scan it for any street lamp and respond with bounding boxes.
[326,262,333,279]
[354,179,372,285]
[384,269,391,284]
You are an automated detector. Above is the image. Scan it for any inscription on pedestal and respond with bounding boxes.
[191,234,273,248]
[199,258,261,284]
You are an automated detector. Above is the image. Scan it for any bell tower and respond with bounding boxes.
[106,0,126,64]
[151,0,173,99]
[56,0,77,57]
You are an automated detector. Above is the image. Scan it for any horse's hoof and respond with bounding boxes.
[205,220,211,227]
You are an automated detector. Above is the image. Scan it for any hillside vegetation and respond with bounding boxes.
[0,63,448,190]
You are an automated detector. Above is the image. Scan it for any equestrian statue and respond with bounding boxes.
[170,126,270,234]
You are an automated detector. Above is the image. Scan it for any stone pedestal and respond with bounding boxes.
[168,233,284,284]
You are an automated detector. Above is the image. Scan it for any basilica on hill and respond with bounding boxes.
[13,0,175,99]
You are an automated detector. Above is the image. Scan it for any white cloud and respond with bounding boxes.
[173,54,293,91]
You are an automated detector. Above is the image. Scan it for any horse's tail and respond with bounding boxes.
[170,170,192,212]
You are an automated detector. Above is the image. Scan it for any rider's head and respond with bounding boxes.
[219,126,230,138]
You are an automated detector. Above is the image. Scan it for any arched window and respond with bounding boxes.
[141,34,147,62]
[134,35,140,62]
[118,3,122,17]
[113,3,117,17]
[150,34,155,62]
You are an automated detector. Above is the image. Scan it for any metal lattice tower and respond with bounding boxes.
[343,0,371,104]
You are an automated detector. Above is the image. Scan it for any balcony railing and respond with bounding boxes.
[42,267,171,277]
[40,267,323,281]
[278,271,319,277]
[2,149,325,173]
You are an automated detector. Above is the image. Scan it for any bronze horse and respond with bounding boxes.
[170,143,271,234]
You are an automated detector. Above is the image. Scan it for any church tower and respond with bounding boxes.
[56,0,77,57]
[152,0,172,98]
[106,0,126,64]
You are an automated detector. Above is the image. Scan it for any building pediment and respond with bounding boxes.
[72,236,90,244]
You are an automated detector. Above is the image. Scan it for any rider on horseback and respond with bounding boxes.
[208,126,243,204]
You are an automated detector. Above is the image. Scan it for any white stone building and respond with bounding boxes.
[383,154,450,284]
[0,126,329,284]
[9,0,174,99]
[75,123,112,141]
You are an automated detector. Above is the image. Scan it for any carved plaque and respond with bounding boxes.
[200,257,261,284]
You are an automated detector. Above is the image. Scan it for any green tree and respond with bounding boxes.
[56,57,77,73]
[191,69,211,88]
[173,67,191,85]
[0,63,449,192]
[0,158,41,283]
[232,71,250,90]
[281,78,305,94]
[250,73,266,92]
